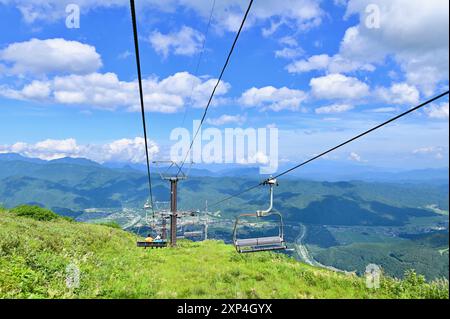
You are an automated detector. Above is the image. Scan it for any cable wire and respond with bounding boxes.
[181,0,217,127]
[177,0,254,176]
[211,90,450,207]
[130,0,155,216]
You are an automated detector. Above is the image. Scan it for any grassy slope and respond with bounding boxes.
[0,211,448,299]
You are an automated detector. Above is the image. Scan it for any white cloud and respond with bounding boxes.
[375,83,420,105]
[20,80,51,100]
[237,151,269,165]
[1,0,324,34]
[179,0,324,33]
[149,26,205,58]
[240,86,307,111]
[412,146,445,160]
[206,114,246,126]
[348,152,363,162]
[279,36,298,47]
[118,50,132,59]
[315,103,354,114]
[275,36,304,60]
[0,137,159,163]
[310,73,370,100]
[425,102,449,119]
[369,107,398,113]
[287,53,375,74]
[286,1,448,96]
[0,71,230,113]
[0,38,102,76]
[287,54,330,72]
[275,47,304,59]
[340,0,449,95]
[0,0,132,23]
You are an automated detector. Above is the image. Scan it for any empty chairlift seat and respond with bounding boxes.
[234,235,286,253]
[232,211,287,253]
[232,178,287,253]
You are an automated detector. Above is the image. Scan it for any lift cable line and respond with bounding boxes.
[130,0,155,217]
[181,0,217,127]
[211,90,450,207]
[177,0,254,176]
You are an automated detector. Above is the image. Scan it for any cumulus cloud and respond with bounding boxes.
[176,0,324,33]
[239,86,307,112]
[310,73,370,100]
[286,0,448,96]
[375,83,420,105]
[425,102,449,119]
[1,0,324,34]
[341,0,449,95]
[286,53,375,74]
[0,0,137,23]
[0,38,102,76]
[315,103,354,114]
[275,36,305,60]
[206,114,246,126]
[0,71,230,113]
[149,26,205,58]
[287,54,331,73]
[0,137,159,163]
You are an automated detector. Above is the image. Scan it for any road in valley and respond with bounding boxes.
[294,223,354,274]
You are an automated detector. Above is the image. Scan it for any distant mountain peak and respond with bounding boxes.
[0,153,45,163]
[48,157,101,167]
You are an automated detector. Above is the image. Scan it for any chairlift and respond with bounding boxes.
[143,200,152,210]
[183,231,203,238]
[232,178,287,253]
[137,240,168,249]
[137,199,169,249]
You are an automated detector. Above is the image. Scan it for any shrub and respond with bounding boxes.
[10,205,59,221]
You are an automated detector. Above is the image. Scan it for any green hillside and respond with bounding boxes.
[0,207,448,299]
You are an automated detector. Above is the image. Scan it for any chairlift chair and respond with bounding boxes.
[143,200,152,210]
[232,178,287,253]
[137,199,169,249]
[183,231,203,238]
[136,240,168,249]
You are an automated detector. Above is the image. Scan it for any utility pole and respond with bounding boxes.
[169,177,178,247]
[153,161,189,247]
[161,216,167,240]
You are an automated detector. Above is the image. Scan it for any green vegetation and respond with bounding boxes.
[312,241,449,281]
[95,221,122,229]
[0,208,448,299]
[10,205,60,221]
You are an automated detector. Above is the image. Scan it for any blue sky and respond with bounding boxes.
[0,0,448,171]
